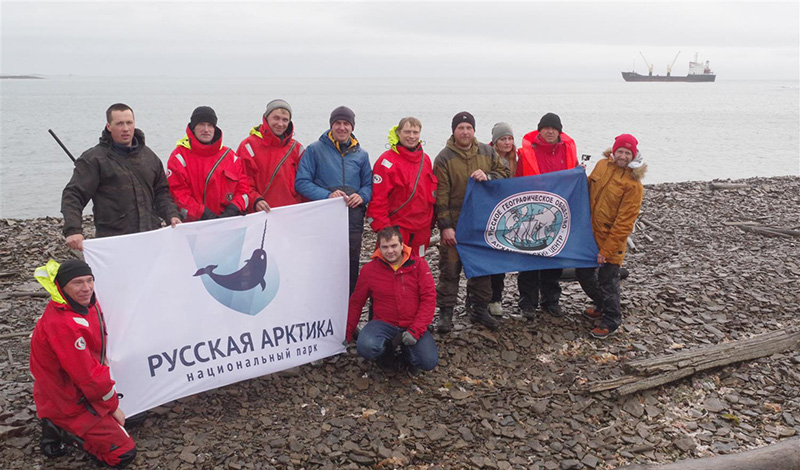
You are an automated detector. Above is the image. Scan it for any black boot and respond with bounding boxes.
[470,303,499,331]
[437,307,453,334]
[40,419,68,458]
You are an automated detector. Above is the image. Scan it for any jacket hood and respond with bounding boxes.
[99,127,146,147]
[522,130,574,151]
[371,244,413,268]
[387,125,423,161]
[320,130,360,155]
[445,136,480,160]
[602,148,647,181]
[34,259,96,311]
[176,125,223,157]
[254,118,295,147]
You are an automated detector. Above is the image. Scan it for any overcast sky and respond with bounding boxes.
[2,1,798,80]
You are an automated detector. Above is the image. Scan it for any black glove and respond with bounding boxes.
[220,204,241,218]
[200,208,218,220]
[390,330,405,349]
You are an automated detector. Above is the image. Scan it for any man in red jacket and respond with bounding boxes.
[30,260,136,468]
[238,99,305,212]
[366,117,437,257]
[346,226,438,375]
[515,112,578,320]
[167,106,249,221]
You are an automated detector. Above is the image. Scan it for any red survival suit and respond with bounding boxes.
[167,126,249,222]
[515,130,578,177]
[30,262,135,467]
[366,128,437,257]
[346,245,436,342]
[238,118,305,210]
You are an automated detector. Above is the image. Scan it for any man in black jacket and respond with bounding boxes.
[61,103,180,250]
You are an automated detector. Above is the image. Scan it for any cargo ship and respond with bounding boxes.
[622,52,716,82]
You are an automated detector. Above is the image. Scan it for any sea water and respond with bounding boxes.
[1,76,798,219]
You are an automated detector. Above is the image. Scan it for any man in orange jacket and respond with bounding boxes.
[577,134,646,338]
[515,112,578,320]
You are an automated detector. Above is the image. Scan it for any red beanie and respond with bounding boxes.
[612,134,638,156]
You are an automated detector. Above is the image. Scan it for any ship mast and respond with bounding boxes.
[639,52,654,76]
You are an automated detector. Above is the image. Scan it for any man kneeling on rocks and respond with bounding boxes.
[30,260,136,467]
[346,226,438,375]
[577,134,646,339]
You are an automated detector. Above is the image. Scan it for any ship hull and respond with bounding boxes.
[621,72,716,82]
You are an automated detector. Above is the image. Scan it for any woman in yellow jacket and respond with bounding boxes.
[577,134,646,339]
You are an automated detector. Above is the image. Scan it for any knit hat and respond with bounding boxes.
[189,106,218,130]
[537,112,562,133]
[265,99,292,120]
[451,111,476,133]
[329,106,355,128]
[491,122,514,145]
[612,134,638,157]
[55,259,93,288]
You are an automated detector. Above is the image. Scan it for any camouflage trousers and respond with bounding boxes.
[436,244,491,308]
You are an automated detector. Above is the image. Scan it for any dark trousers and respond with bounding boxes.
[436,244,491,307]
[490,273,505,303]
[349,231,363,295]
[517,269,562,309]
[576,264,622,329]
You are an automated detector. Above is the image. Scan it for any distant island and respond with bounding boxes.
[0,75,44,79]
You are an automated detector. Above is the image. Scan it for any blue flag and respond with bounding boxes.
[455,167,599,278]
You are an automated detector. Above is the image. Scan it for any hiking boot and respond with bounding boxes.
[436,307,454,334]
[582,307,602,320]
[520,306,536,321]
[590,325,618,339]
[488,301,503,317]
[40,419,67,458]
[406,364,421,378]
[544,304,563,317]
[376,350,399,370]
[470,303,499,331]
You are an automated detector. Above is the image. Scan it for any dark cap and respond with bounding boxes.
[329,106,355,128]
[190,106,218,130]
[451,111,476,133]
[537,112,562,133]
[55,260,93,288]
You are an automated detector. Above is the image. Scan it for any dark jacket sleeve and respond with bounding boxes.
[151,155,179,222]
[433,153,454,230]
[61,152,100,237]
[486,148,510,181]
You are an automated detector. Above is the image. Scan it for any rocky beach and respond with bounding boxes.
[1,175,798,470]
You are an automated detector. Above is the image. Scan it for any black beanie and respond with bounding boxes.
[329,106,355,128]
[451,111,476,133]
[537,112,562,133]
[190,106,218,130]
[55,260,93,288]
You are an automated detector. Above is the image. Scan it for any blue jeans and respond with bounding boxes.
[356,320,438,371]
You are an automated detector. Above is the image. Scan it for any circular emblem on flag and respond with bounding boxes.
[484,191,571,257]
[373,174,382,184]
[74,337,86,350]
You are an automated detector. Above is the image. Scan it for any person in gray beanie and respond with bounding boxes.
[295,106,372,295]
[238,99,305,211]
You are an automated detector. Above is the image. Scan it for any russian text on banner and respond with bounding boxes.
[83,198,349,416]
[455,167,599,278]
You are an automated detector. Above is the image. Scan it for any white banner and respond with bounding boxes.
[84,198,349,416]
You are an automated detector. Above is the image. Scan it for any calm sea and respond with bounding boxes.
[1,77,798,219]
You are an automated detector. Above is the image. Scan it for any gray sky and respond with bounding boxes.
[2,1,798,80]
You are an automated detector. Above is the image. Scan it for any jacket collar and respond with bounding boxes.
[371,244,413,269]
[254,118,295,147]
[176,125,223,157]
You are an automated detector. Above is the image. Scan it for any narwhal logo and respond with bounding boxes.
[187,217,280,316]
[193,220,269,291]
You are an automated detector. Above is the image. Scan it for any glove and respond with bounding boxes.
[220,204,241,218]
[402,330,418,346]
[390,331,405,349]
[200,208,218,220]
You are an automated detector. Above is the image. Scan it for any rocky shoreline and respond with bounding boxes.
[1,175,799,470]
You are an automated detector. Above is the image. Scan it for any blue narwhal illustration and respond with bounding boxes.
[194,219,269,291]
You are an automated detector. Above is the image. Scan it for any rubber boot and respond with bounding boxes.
[470,303,499,331]
[40,419,67,458]
[437,307,453,334]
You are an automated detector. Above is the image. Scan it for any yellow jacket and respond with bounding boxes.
[587,150,646,265]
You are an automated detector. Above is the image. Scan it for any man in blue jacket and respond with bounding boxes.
[296,106,372,294]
